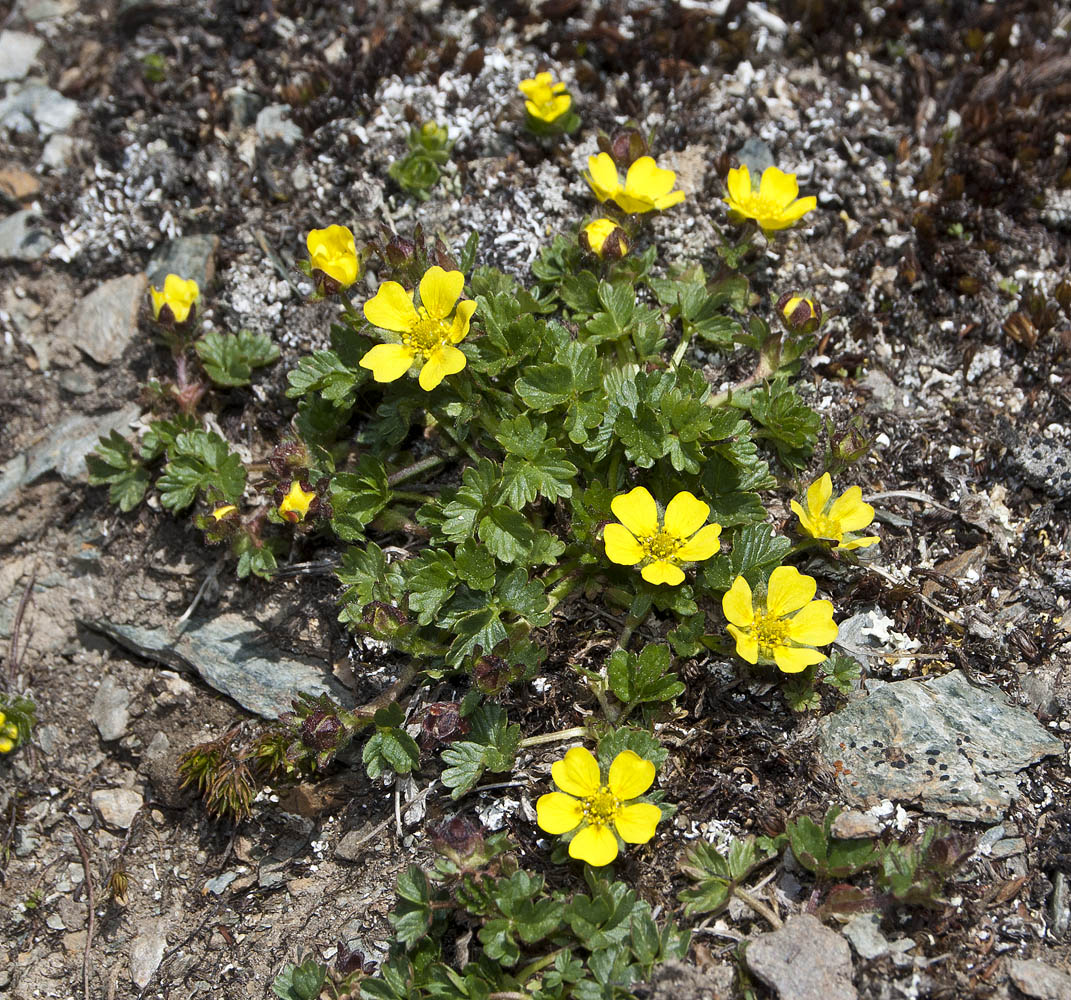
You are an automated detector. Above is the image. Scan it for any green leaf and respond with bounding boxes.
[157,430,246,511]
[271,958,328,1000]
[441,705,521,798]
[703,523,792,591]
[786,808,879,880]
[678,835,781,917]
[596,728,668,770]
[86,431,150,512]
[195,329,280,387]
[330,455,391,540]
[140,414,199,460]
[747,377,821,470]
[454,540,495,591]
[405,550,458,625]
[820,652,862,694]
[286,349,363,407]
[363,723,420,779]
[336,543,406,625]
[390,866,435,946]
[234,537,278,580]
[477,507,535,564]
[606,644,685,713]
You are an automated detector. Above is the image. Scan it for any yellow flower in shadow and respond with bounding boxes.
[149,274,199,323]
[604,487,721,586]
[584,153,685,214]
[360,266,476,391]
[537,747,661,867]
[724,165,816,233]
[791,474,878,551]
[279,481,316,523]
[723,565,838,673]
[518,72,572,124]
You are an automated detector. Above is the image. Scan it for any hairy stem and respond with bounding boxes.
[518,726,590,749]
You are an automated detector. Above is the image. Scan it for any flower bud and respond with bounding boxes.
[306,225,359,293]
[776,292,822,335]
[384,234,417,268]
[473,654,516,695]
[419,702,469,748]
[431,815,486,866]
[362,601,411,638]
[149,274,200,326]
[579,218,630,260]
[300,710,344,751]
[598,128,649,168]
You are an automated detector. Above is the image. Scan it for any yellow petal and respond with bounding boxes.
[364,281,418,332]
[552,746,601,798]
[569,823,619,866]
[805,474,833,517]
[585,153,621,202]
[419,266,464,321]
[418,344,467,390]
[536,792,583,835]
[307,225,358,287]
[725,165,751,206]
[722,576,755,628]
[607,750,655,800]
[612,190,656,214]
[790,499,821,539]
[727,624,758,663]
[625,157,677,200]
[614,802,661,844]
[653,189,686,210]
[676,523,722,562]
[603,523,644,566]
[759,166,799,208]
[837,535,880,551]
[828,486,875,533]
[641,560,685,586]
[765,565,817,619]
[663,491,711,540]
[359,343,416,382]
[787,600,838,646]
[149,285,166,319]
[610,487,658,537]
[778,196,817,225]
[445,299,475,344]
[773,645,826,674]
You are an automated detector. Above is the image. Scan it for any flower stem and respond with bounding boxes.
[516,948,563,984]
[733,886,783,929]
[670,321,693,369]
[387,454,446,488]
[544,569,583,615]
[706,355,773,409]
[518,726,589,749]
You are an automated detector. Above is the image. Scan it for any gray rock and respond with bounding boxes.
[129,920,168,988]
[225,86,262,130]
[256,103,302,148]
[1007,958,1071,999]
[91,786,143,829]
[645,960,735,1000]
[13,404,141,496]
[204,871,239,895]
[830,809,883,840]
[147,235,219,293]
[19,0,79,20]
[1003,428,1071,500]
[0,31,44,82]
[90,675,132,742]
[1048,872,1070,938]
[817,670,1063,821]
[0,455,27,507]
[0,209,53,262]
[59,369,95,395]
[842,913,889,960]
[745,914,857,1000]
[736,137,775,176]
[990,838,1026,859]
[0,83,79,136]
[40,133,77,169]
[83,613,354,719]
[53,273,147,365]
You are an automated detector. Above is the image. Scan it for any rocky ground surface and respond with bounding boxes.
[1,1,1071,998]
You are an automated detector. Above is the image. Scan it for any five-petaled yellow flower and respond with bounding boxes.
[791,474,879,551]
[584,153,685,214]
[360,266,476,391]
[580,218,629,259]
[149,274,199,324]
[537,747,661,867]
[518,71,572,124]
[604,487,722,586]
[306,225,359,288]
[724,165,816,234]
[279,481,316,523]
[723,565,838,674]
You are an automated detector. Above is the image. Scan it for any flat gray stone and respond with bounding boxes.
[53,273,147,365]
[830,809,882,840]
[255,103,302,147]
[842,913,889,960]
[17,403,141,491]
[0,83,79,136]
[746,914,857,1000]
[0,31,44,82]
[129,919,168,988]
[90,675,132,741]
[1007,958,1071,999]
[19,0,79,20]
[91,786,143,829]
[83,613,354,719]
[0,209,53,262]
[40,133,77,169]
[147,234,219,292]
[736,137,775,176]
[818,670,1063,821]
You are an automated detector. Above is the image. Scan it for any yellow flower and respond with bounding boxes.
[724,165,816,233]
[360,266,476,391]
[210,504,237,521]
[279,481,316,523]
[0,737,12,754]
[723,566,838,674]
[791,474,879,551]
[583,153,685,214]
[306,225,359,288]
[579,218,629,259]
[604,487,722,586]
[536,747,661,867]
[518,71,572,124]
[149,274,199,324]
[2,723,15,740]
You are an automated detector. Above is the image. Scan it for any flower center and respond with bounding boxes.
[403,307,450,358]
[809,513,842,541]
[752,611,791,658]
[641,530,681,563]
[581,786,620,826]
[742,194,785,219]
